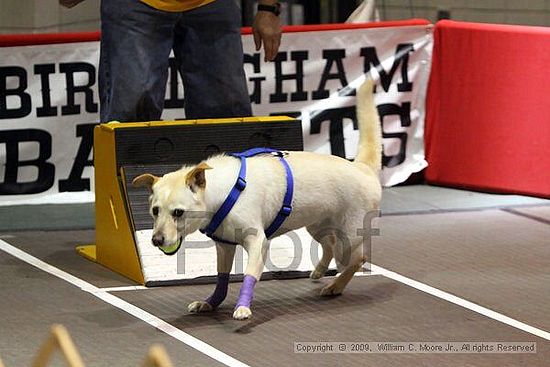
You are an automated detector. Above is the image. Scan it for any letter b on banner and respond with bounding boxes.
[0,129,55,194]
[0,66,32,119]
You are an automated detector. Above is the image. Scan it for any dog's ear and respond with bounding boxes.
[132,173,159,192]
[186,162,212,192]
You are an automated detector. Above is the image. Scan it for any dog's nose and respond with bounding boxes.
[151,234,164,247]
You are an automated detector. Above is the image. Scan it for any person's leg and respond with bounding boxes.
[99,0,178,122]
[173,0,252,119]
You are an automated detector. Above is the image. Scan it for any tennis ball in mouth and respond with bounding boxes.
[159,237,182,256]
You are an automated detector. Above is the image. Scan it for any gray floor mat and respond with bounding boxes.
[115,276,547,367]
[0,251,223,367]
[1,186,549,366]
[373,209,550,331]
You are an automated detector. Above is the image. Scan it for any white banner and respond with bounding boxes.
[0,23,433,205]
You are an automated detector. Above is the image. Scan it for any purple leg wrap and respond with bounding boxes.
[235,274,257,309]
[205,272,230,309]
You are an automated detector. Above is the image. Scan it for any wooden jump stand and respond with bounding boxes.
[79,117,302,285]
[0,324,174,367]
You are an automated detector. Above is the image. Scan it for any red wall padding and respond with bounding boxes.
[0,19,431,46]
[425,20,550,198]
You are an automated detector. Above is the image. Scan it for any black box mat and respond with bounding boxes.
[114,121,303,170]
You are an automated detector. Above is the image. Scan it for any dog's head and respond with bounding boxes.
[132,163,212,254]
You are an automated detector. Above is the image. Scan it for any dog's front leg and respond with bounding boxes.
[188,243,236,313]
[233,231,268,320]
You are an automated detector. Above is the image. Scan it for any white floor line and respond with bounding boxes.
[99,285,149,292]
[0,239,249,367]
[369,263,550,341]
[101,271,383,292]
[354,269,382,277]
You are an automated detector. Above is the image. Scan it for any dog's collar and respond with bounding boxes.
[200,148,294,245]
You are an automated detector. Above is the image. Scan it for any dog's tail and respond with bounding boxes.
[354,77,382,172]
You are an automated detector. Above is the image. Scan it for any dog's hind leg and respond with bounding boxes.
[320,236,366,297]
[307,226,335,280]
[188,243,236,313]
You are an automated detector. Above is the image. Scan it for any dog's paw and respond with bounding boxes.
[188,300,213,313]
[233,306,252,320]
[320,282,343,297]
[310,265,328,281]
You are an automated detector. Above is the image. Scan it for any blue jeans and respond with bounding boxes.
[99,0,252,122]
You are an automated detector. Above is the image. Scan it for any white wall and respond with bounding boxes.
[379,0,550,26]
[0,0,100,34]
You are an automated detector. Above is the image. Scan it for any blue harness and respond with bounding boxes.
[200,148,294,245]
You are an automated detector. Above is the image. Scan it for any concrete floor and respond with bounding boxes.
[0,185,549,366]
